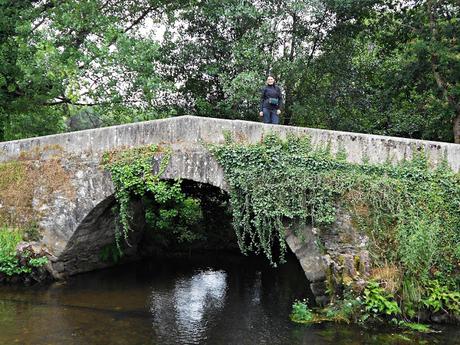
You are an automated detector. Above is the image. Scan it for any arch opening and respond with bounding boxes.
[55,177,318,302]
[56,180,237,276]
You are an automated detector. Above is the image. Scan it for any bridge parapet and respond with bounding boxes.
[1,115,459,171]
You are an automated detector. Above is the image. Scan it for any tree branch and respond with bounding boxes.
[123,5,156,34]
[306,11,328,69]
[43,97,106,106]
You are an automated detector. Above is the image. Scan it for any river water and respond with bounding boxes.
[0,252,459,345]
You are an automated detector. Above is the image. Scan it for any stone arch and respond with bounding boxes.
[54,194,146,276]
[54,148,329,303]
[53,148,226,277]
[161,148,329,303]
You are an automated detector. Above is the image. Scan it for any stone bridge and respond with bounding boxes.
[1,116,459,303]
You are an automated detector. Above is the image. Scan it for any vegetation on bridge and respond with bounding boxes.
[101,144,203,253]
[0,149,73,282]
[209,133,460,324]
[101,133,460,325]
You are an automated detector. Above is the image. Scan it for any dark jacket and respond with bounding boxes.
[260,84,283,111]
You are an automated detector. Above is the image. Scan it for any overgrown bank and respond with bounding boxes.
[208,133,460,325]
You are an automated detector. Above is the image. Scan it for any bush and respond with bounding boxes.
[0,227,48,277]
[363,281,401,319]
[422,280,460,316]
[291,299,314,323]
[0,228,28,276]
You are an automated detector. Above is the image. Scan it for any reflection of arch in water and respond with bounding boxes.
[149,269,228,343]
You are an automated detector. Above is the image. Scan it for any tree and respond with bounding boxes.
[288,0,459,142]
[158,0,379,124]
[0,0,182,140]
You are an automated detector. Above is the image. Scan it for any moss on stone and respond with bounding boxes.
[0,146,75,231]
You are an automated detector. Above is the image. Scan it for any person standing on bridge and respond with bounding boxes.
[259,75,283,124]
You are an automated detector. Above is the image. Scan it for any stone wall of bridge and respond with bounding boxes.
[0,116,459,303]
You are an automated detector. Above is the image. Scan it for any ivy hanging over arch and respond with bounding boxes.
[208,132,460,302]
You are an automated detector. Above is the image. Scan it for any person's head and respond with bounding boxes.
[266,75,276,85]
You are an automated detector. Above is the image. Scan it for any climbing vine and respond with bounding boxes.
[102,144,168,246]
[209,133,460,317]
[102,144,202,252]
[209,134,354,265]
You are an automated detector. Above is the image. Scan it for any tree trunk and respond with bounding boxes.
[283,85,293,126]
[454,111,460,144]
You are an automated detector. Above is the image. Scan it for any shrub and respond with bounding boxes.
[0,227,48,277]
[0,228,25,276]
[291,299,314,323]
[363,281,401,319]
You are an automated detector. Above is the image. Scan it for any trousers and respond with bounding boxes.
[262,108,279,124]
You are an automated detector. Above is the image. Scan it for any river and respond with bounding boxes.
[0,252,459,345]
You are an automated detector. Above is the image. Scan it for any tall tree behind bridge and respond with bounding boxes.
[0,0,458,143]
[157,0,378,124]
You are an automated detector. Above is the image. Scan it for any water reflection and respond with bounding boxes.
[150,269,227,344]
[0,254,460,345]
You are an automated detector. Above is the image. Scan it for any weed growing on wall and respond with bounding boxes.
[209,133,460,320]
[0,153,74,230]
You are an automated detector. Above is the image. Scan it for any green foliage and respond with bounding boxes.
[399,322,431,333]
[0,228,26,276]
[210,133,345,265]
[291,299,314,323]
[421,280,460,316]
[27,257,49,268]
[102,144,167,245]
[0,0,179,140]
[210,133,460,272]
[0,227,48,277]
[301,291,433,332]
[144,185,203,244]
[102,144,202,251]
[314,283,435,332]
[322,296,363,324]
[1,0,458,144]
[363,281,401,318]
[99,243,123,264]
[23,222,41,242]
[1,0,459,143]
